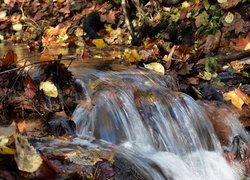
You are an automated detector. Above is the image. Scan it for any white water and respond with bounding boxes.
[71,67,248,179]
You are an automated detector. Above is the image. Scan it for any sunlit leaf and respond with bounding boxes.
[223,90,244,109]
[92,39,108,48]
[144,62,165,75]
[39,81,58,98]
[15,133,43,173]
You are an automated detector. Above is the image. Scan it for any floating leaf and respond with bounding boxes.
[92,39,108,48]
[39,81,58,98]
[144,62,165,75]
[223,90,244,109]
[12,23,23,31]
[15,134,43,173]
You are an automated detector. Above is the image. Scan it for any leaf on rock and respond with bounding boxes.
[92,39,108,48]
[39,81,58,98]
[15,133,42,173]
[144,62,165,75]
[65,147,101,166]
[223,90,245,109]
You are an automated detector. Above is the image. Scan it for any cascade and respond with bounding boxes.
[71,66,249,179]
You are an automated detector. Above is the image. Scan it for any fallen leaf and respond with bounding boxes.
[235,89,250,105]
[224,12,234,24]
[223,90,245,109]
[144,62,165,75]
[188,77,200,85]
[15,133,43,173]
[39,81,58,98]
[123,49,141,63]
[0,50,17,67]
[92,39,108,48]
[12,23,22,31]
[0,146,16,155]
[231,33,250,51]
[198,71,212,81]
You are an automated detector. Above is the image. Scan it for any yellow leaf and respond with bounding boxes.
[0,146,16,155]
[92,39,108,48]
[144,62,165,75]
[123,49,141,62]
[15,134,43,173]
[223,90,244,109]
[39,81,58,98]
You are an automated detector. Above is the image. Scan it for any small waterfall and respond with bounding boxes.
[71,67,248,179]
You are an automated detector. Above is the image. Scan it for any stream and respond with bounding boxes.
[1,45,250,179]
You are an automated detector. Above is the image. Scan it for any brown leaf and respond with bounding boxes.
[231,32,250,51]
[0,50,17,67]
[24,88,36,99]
[187,77,200,85]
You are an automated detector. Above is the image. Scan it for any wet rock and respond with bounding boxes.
[48,114,76,136]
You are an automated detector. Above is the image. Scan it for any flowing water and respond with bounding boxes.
[70,65,249,180]
[1,45,249,179]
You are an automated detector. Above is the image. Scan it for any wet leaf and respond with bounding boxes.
[223,90,244,109]
[15,133,43,173]
[65,147,101,166]
[39,81,58,98]
[92,39,108,48]
[144,62,165,75]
